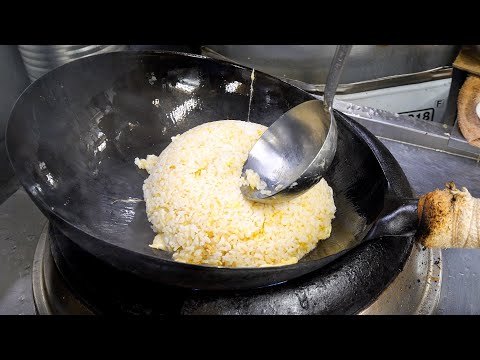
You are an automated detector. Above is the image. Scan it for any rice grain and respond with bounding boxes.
[135,120,336,267]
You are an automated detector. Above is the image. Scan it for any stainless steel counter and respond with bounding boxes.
[379,138,480,315]
[1,129,479,315]
[0,190,45,314]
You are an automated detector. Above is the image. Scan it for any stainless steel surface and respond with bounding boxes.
[204,45,453,96]
[202,47,453,95]
[333,98,480,159]
[32,221,441,315]
[0,190,46,314]
[203,45,459,92]
[32,225,92,315]
[337,78,452,124]
[31,225,51,315]
[241,100,336,202]
[242,46,350,202]
[293,67,453,95]
[18,45,127,82]
[0,45,30,202]
[202,47,455,125]
[360,243,441,315]
[379,138,480,315]
[448,118,480,156]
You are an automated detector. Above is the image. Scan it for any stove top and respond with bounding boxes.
[31,222,441,315]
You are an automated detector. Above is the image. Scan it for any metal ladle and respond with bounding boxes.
[241,45,353,203]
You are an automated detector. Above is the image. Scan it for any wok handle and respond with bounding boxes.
[364,197,419,241]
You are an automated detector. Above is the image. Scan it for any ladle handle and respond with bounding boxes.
[324,45,353,110]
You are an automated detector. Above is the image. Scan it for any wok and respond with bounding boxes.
[6,51,417,290]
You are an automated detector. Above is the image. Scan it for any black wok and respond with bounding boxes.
[6,51,417,290]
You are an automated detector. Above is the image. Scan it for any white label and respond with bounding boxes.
[398,108,435,121]
[337,78,451,123]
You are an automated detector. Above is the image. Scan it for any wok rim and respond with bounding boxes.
[5,50,412,276]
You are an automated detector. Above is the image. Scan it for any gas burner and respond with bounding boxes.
[32,223,442,315]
